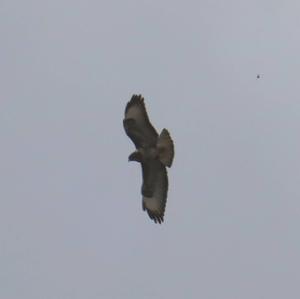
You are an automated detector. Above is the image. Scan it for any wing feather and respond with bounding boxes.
[123,95,158,148]
[141,159,168,224]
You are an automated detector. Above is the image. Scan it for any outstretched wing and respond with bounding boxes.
[123,95,158,149]
[141,159,168,224]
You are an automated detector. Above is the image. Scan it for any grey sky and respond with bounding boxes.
[1,1,300,298]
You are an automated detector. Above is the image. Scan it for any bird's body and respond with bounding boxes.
[123,95,174,223]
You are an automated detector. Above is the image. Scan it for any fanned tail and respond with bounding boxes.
[157,129,174,167]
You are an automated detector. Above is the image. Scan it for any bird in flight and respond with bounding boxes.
[123,95,174,223]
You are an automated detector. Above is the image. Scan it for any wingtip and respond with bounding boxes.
[148,211,164,224]
[128,94,143,106]
[144,205,165,224]
[124,94,145,115]
[142,198,165,224]
[131,94,144,102]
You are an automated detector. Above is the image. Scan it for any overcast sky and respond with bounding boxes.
[1,1,300,298]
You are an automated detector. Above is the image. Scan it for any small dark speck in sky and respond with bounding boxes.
[257,74,260,79]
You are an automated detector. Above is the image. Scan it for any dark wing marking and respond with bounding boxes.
[141,159,168,224]
[123,95,158,149]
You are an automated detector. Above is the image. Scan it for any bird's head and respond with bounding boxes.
[128,150,142,162]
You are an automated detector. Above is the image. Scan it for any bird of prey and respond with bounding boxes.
[123,95,174,224]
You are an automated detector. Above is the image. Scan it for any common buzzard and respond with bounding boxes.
[123,95,174,224]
